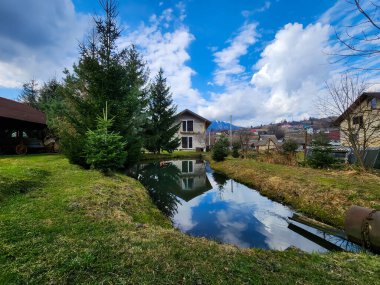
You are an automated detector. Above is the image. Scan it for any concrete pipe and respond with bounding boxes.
[344,205,380,253]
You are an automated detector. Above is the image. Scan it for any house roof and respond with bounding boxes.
[252,135,282,147]
[334,92,380,125]
[0,97,46,125]
[175,109,211,128]
[259,134,277,141]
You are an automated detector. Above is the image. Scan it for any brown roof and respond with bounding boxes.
[334,92,380,125]
[0,97,46,125]
[175,109,211,128]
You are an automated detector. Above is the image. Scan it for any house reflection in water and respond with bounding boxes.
[128,159,212,218]
[169,160,212,202]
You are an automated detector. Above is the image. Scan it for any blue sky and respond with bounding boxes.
[0,0,378,125]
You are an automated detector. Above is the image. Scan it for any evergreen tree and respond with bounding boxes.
[60,0,148,166]
[145,68,180,153]
[212,136,229,162]
[18,80,39,109]
[39,79,65,136]
[84,104,127,174]
[307,134,336,169]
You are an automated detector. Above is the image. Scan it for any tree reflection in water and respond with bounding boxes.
[212,171,228,192]
[134,162,182,218]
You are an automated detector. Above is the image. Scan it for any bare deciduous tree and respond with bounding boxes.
[334,0,380,70]
[267,125,285,140]
[319,74,380,169]
[237,129,252,158]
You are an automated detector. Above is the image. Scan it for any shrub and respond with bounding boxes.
[84,108,127,174]
[212,137,229,162]
[307,134,336,169]
[232,142,240,158]
[282,140,298,154]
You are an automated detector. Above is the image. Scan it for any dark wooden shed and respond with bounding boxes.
[0,97,47,154]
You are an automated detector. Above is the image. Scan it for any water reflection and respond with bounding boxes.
[128,159,362,253]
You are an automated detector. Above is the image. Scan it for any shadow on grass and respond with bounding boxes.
[0,169,50,202]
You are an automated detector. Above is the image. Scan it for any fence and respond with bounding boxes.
[306,146,380,169]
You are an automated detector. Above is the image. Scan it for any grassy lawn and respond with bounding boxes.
[143,150,203,160]
[210,157,380,228]
[0,154,379,284]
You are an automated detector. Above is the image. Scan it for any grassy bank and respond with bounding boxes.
[1,155,379,284]
[210,157,380,228]
[143,150,203,160]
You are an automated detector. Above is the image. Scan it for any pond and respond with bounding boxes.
[128,159,362,253]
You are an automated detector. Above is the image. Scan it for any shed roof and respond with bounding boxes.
[0,97,46,125]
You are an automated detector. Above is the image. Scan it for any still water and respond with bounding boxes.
[128,159,361,253]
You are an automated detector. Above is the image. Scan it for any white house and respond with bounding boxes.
[174,109,211,151]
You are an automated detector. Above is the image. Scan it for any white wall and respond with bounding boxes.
[175,113,208,151]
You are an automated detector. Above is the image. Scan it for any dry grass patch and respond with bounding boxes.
[210,157,380,227]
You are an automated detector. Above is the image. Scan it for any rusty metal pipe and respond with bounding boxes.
[344,205,380,253]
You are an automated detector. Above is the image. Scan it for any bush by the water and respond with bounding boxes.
[212,137,229,161]
[232,142,240,158]
[84,108,127,174]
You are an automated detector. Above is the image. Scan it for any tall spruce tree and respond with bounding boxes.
[60,0,148,166]
[18,80,39,109]
[145,68,180,154]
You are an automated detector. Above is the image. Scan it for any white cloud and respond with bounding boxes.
[241,1,271,17]
[119,5,205,111]
[199,22,335,126]
[213,22,258,85]
[252,23,331,91]
[0,0,90,88]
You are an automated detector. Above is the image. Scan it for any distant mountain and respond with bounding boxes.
[208,120,241,131]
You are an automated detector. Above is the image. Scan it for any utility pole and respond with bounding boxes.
[208,130,211,150]
[230,115,232,150]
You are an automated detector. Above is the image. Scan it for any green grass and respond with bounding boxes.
[143,150,203,160]
[209,156,380,228]
[0,154,379,284]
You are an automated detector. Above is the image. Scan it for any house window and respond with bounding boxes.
[182,120,194,132]
[182,178,194,190]
[182,137,193,149]
[182,160,194,173]
[353,115,363,127]
[371,98,377,110]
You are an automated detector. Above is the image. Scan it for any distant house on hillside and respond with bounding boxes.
[251,135,282,152]
[174,109,211,152]
[284,131,312,151]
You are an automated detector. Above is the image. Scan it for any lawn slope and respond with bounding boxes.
[0,155,379,284]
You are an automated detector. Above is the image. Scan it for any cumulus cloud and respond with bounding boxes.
[213,22,258,85]
[199,22,334,125]
[119,5,205,111]
[0,0,90,88]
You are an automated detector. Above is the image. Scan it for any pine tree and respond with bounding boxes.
[145,68,180,154]
[84,103,127,174]
[18,80,39,109]
[60,0,148,166]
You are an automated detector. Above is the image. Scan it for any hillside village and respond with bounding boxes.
[1,0,380,284]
